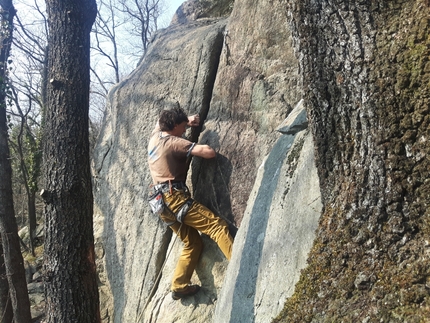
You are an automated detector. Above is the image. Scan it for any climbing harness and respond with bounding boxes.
[175,198,193,223]
[149,181,194,224]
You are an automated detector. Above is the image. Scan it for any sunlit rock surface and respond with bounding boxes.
[93,0,320,322]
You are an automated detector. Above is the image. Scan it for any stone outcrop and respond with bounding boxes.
[171,0,234,25]
[92,0,430,321]
[93,0,321,322]
[214,102,322,323]
[93,18,230,322]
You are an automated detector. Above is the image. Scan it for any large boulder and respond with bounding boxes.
[93,0,430,321]
[171,0,234,25]
[93,18,229,322]
[93,0,321,322]
[214,102,322,323]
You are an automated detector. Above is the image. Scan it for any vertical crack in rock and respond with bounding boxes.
[190,25,226,144]
[187,23,226,193]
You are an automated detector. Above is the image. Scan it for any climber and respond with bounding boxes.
[147,106,234,300]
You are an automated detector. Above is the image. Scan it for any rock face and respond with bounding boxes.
[214,103,322,323]
[171,0,234,25]
[93,18,230,323]
[93,0,430,321]
[93,0,320,322]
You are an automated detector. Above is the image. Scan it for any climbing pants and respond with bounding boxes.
[160,187,233,292]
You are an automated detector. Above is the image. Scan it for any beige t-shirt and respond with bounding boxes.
[148,131,195,184]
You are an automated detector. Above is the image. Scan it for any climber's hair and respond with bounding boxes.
[159,106,188,131]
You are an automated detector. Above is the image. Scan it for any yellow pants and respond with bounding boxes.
[160,188,233,292]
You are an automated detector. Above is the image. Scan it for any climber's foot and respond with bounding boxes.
[172,284,201,300]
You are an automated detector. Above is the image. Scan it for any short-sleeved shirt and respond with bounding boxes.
[148,131,195,184]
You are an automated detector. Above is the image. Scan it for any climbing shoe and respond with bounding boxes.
[172,284,201,300]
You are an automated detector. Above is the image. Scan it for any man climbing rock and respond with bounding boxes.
[148,106,234,300]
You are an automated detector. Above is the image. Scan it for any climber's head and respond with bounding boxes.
[159,106,189,135]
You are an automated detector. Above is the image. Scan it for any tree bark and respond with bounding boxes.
[277,0,430,321]
[42,0,99,322]
[27,192,36,255]
[0,241,13,323]
[0,1,32,322]
[14,117,39,256]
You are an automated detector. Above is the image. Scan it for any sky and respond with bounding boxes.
[9,0,188,121]
[161,0,185,25]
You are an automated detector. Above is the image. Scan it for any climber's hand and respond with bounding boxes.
[187,114,200,127]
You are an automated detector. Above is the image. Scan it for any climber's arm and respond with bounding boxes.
[190,144,216,159]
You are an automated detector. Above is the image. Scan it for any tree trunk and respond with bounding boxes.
[0,1,32,322]
[27,192,36,256]
[42,0,99,322]
[16,124,38,256]
[277,0,430,322]
[0,241,13,323]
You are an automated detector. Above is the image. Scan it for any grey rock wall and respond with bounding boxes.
[191,0,302,226]
[92,0,322,322]
[214,103,322,323]
[171,0,234,24]
[93,18,230,322]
